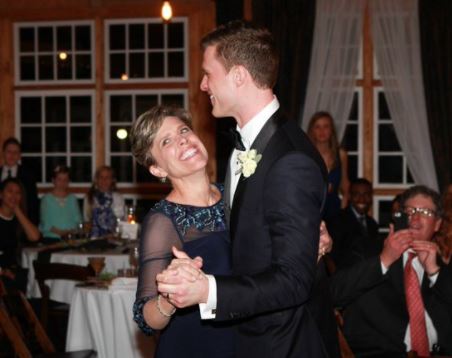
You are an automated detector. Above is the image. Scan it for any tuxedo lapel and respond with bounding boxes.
[224,152,233,225]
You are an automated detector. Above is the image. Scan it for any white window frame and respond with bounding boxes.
[15,89,96,187]
[14,20,95,85]
[105,89,188,186]
[104,17,188,84]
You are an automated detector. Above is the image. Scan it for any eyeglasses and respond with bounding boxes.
[403,206,437,218]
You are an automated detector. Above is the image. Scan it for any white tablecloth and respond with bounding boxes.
[66,283,155,358]
[22,247,130,303]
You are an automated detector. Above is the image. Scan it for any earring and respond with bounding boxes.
[160,176,167,183]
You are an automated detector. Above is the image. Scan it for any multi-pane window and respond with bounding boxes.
[374,88,414,187]
[106,90,187,184]
[15,21,94,84]
[16,91,95,184]
[105,18,187,82]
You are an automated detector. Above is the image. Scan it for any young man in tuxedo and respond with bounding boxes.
[157,21,329,357]
[1,137,39,225]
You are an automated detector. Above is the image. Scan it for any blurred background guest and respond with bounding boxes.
[0,137,39,225]
[0,178,40,292]
[308,111,350,222]
[83,165,125,237]
[39,165,82,243]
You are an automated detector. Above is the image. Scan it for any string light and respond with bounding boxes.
[161,1,173,21]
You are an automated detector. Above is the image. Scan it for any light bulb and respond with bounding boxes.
[116,128,128,140]
[161,1,173,21]
[59,52,68,60]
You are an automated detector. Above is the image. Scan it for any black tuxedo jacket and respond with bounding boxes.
[1,165,39,225]
[327,206,382,270]
[216,110,328,357]
[330,255,452,357]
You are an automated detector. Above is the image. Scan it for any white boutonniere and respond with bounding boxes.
[236,149,262,178]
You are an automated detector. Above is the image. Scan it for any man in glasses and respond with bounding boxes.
[331,185,452,356]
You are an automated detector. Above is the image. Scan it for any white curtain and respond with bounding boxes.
[301,0,364,140]
[370,0,438,190]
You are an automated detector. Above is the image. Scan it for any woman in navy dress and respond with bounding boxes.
[131,106,235,358]
[308,111,350,222]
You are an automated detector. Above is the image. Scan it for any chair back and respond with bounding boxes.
[32,261,94,328]
[334,309,355,358]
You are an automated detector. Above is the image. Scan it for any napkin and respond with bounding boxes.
[109,277,138,291]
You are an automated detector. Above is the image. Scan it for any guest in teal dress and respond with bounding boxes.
[308,111,350,221]
[130,106,236,358]
[39,165,82,242]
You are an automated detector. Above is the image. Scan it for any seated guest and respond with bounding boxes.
[0,137,39,225]
[330,185,452,357]
[39,165,82,242]
[83,165,125,237]
[0,178,40,292]
[327,178,382,270]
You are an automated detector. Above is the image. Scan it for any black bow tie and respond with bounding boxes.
[229,128,246,151]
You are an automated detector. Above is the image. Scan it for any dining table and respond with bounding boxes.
[66,278,156,358]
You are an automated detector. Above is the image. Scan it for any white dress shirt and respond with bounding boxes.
[1,165,18,181]
[199,97,280,319]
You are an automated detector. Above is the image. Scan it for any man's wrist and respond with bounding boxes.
[427,267,440,277]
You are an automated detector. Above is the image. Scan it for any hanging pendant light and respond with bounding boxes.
[161,1,173,22]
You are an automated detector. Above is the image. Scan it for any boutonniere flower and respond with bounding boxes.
[236,149,262,178]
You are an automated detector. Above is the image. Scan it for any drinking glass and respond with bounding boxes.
[129,246,139,276]
[88,256,106,278]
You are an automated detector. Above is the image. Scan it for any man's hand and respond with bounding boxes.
[411,240,440,276]
[156,247,209,308]
[318,221,332,262]
[380,225,413,268]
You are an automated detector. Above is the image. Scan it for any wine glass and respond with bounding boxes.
[129,246,139,276]
[88,256,106,278]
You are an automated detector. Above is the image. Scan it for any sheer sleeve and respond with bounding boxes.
[133,211,183,335]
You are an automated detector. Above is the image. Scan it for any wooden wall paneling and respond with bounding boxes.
[95,16,105,169]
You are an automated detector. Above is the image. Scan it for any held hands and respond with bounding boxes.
[318,221,333,262]
[410,240,440,276]
[156,247,209,308]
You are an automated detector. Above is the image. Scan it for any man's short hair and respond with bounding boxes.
[351,178,373,189]
[201,20,279,89]
[2,137,21,151]
[400,185,443,217]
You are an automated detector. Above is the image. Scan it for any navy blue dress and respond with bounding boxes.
[323,160,342,221]
[133,186,236,358]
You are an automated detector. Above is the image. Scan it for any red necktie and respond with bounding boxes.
[404,253,430,357]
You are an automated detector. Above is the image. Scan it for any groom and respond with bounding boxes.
[157,20,328,357]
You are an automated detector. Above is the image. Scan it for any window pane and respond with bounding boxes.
[38,27,53,52]
[161,94,184,107]
[20,27,35,52]
[110,54,126,78]
[148,53,164,77]
[378,92,391,119]
[46,128,66,152]
[349,93,358,121]
[378,156,403,183]
[110,96,132,122]
[168,22,184,48]
[71,156,92,183]
[110,25,125,50]
[38,55,53,80]
[136,95,158,116]
[342,124,357,151]
[168,51,184,77]
[75,25,91,50]
[70,127,92,152]
[378,200,393,230]
[20,56,35,80]
[21,97,41,123]
[129,24,145,49]
[111,156,133,182]
[45,97,66,123]
[348,154,358,182]
[57,54,72,79]
[70,96,91,123]
[136,162,156,183]
[379,124,400,152]
[46,156,67,182]
[57,26,71,51]
[110,126,131,152]
[129,53,145,78]
[21,127,42,152]
[407,167,414,183]
[75,54,91,79]
[22,157,42,183]
[148,24,164,48]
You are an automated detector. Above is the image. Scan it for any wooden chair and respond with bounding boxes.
[334,309,355,358]
[32,261,94,329]
[0,289,96,357]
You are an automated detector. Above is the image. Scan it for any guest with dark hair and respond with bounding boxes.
[83,165,125,237]
[39,165,82,242]
[308,111,350,221]
[0,137,39,225]
[0,178,40,292]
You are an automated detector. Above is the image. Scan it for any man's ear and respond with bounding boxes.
[149,164,167,180]
[232,65,248,86]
